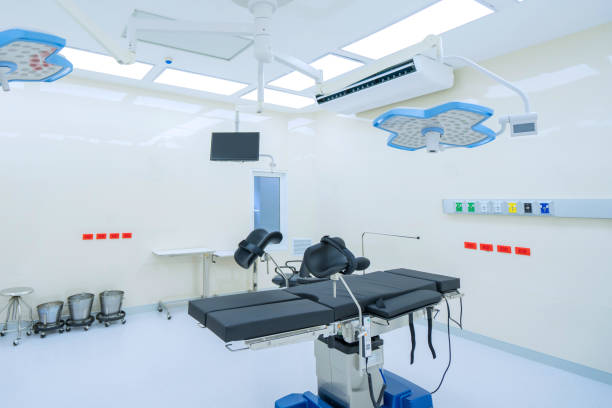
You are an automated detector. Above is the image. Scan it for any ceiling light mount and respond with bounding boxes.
[57,0,317,111]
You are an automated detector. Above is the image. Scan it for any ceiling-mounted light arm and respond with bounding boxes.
[442,54,531,113]
[257,61,265,113]
[274,52,323,84]
[126,16,256,55]
[56,0,135,64]
[443,54,538,136]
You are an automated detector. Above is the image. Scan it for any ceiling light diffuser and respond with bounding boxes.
[269,54,363,91]
[241,88,314,109]
[60,47,153,79]
[155,68,248,95]
[342,0,493,60]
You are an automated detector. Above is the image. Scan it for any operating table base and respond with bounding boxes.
[275,370,432,408]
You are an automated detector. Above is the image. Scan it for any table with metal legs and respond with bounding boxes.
[0,287,34,346]
[152,248,234,320]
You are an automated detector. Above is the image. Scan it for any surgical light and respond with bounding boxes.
[342,0,494,60]
[60,47,152,79]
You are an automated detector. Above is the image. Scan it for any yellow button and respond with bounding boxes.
[508,202,517,213]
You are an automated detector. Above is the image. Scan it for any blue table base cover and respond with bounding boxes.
[275,370,433,408]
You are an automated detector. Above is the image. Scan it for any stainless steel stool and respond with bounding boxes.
[0,287,34,346]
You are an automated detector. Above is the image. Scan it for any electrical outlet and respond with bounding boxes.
[508,202,518,213]
[493,201,503,214]
[479,201,489,213]
[524,202,533,214]
[455,202,463,212]
[467,202,476,213]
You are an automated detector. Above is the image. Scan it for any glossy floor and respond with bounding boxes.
[1,306,610,408]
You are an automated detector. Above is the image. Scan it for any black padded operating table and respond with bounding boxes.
[188,268,460,343]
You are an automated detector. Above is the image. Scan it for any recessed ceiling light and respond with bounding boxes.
[241,88,314,109]
[61,47,153,79]
[154,68,248,95]
[342,0,494,60]
[269,54,363,91]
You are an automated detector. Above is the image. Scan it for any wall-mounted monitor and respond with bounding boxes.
[210,132,260,161]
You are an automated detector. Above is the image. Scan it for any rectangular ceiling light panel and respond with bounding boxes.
[269,54,363,91]
[155,68,248,95]
[61,47,153,79]
[342,0,494,59]
[242,88,314,109]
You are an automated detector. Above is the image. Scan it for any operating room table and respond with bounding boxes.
[189,268,461,408]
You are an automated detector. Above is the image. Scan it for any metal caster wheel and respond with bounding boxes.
[59,329,64,334]
[65,327,71,332]
[104,322,110,327]
[84,326,89,331]
[167,315,171,320]
[121,319,126,325]
[0,332,5,337]
[26,331,32,336]
[40,333,46,339]
[13,340,19,346]
[157,308,163,313]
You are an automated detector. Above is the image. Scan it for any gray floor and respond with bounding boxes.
[1,306,610,408]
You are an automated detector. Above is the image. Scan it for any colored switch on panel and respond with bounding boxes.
[455,202,463,212]
[96,233,107,240]
[122,233,132,239]
[524,203,533,213]
[109,233,120,239]
[480,243,494,252]
[467,202,475,213]
[508,202,517,213]
[464,242,477,250]
[82,233,93,240]
[540,203,550,214]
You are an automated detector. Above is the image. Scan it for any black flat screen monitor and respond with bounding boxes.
[210,132,260,161]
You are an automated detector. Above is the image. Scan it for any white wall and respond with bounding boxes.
[309,23,612,373]
[0,78,320,309]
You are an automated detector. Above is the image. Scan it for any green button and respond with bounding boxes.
[455,202,463,212]
[468,202,475,213]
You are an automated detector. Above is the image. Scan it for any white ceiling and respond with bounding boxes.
[2,0,611,111]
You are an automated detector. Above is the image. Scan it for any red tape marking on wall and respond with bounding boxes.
[480,243,493,252]
[96,233,107,240]
[497,245,512,254]
[82,233,94,240]
[464,242,477,250]
[122,232,132,239]
[109,233,120,239]
[515,247,531,256]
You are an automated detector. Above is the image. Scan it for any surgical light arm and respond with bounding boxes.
[442,54,538,137]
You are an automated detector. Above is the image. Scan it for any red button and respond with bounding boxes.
[515,247,531,256]
[480,243,493,252]
[464,242,477,250]
[122,232,132,239]
[109,233,120,240]
[96,233,107,240]
[82,233,94,240]
[497,245,512,254]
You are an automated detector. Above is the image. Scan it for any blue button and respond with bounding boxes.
[540,203,550,214]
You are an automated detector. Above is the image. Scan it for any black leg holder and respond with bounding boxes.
[409,312,416,365]
[427,307,436,359]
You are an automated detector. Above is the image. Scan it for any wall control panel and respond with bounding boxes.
[443,199,612,219]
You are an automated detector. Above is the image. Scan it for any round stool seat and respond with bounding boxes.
[0,287,34,297]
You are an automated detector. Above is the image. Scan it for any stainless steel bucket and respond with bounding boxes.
[37,301,64,325]
[99,290,124,315]
[67,293,94,321]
